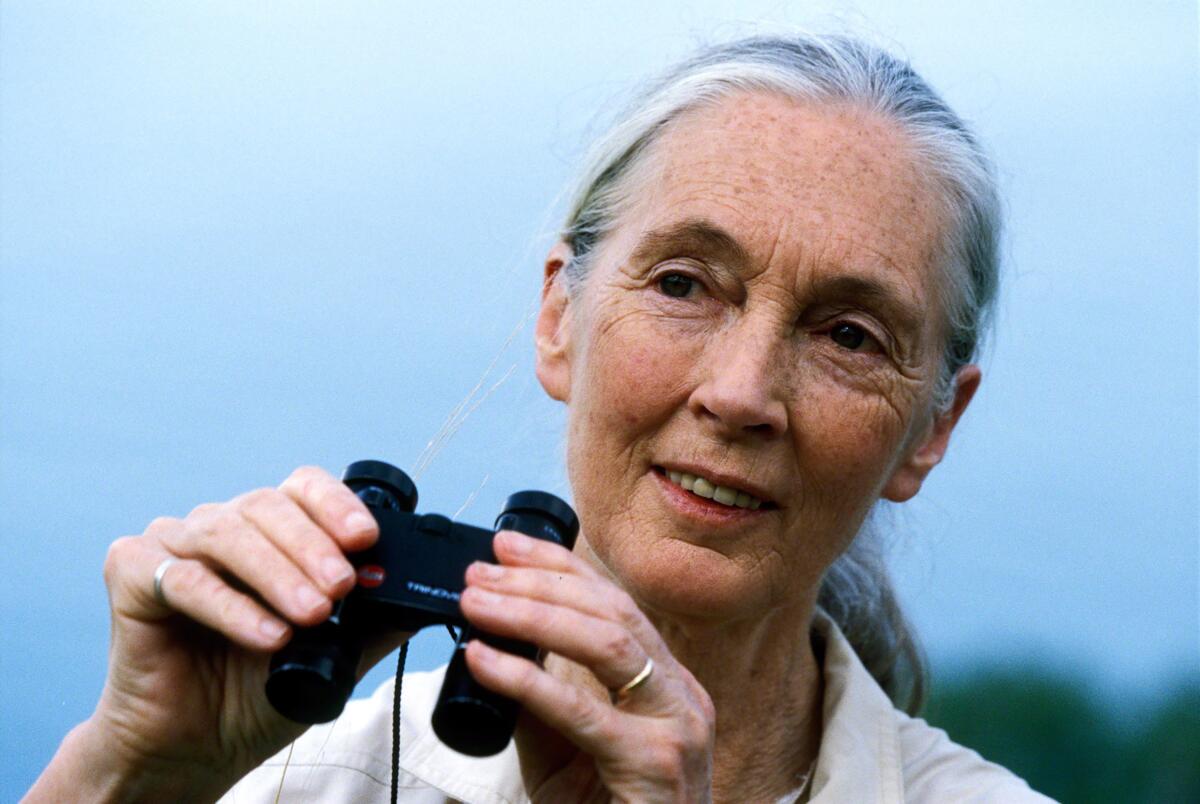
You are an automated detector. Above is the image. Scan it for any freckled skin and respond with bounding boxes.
[549,93,953,624]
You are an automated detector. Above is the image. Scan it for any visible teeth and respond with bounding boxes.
[663,469,764,509]
[713,486,738,505]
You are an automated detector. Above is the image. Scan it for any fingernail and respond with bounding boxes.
[499,530,531,554]
[296,585,326,613]
[468,639,495,661]
[322,557,354,587]
[259,618,287,640]
[345,511,375,537]
[472,561,503,581]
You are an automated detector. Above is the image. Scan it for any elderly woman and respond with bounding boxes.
[29,33,1053,803]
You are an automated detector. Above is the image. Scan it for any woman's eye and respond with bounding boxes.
[829,322,879,352]
[658,273,696,298]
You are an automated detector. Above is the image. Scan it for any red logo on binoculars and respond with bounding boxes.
[357,565,386,588]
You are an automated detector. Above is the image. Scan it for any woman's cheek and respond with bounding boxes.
[587,317,697,425]
[798,388,912,508]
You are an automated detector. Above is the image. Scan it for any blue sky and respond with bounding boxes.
[2,1,1196,795]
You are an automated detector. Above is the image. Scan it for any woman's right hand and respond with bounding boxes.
[27,465,391,802]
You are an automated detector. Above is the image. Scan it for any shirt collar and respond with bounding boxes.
[808,609,905,802]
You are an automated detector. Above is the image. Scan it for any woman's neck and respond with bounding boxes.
[646,601,824,803]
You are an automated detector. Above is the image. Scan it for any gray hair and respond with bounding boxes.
[558,33,1002,714]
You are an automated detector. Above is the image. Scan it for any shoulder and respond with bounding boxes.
[893,709,1058,803]
[809,610,1057,803]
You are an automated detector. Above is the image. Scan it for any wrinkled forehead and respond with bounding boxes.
[611,92,949,297]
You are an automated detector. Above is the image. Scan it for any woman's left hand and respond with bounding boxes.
[460,529,716,804]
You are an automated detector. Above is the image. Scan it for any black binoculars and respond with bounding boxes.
[265,460,579,756]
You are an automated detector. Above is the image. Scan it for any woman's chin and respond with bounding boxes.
[614,539,786,624]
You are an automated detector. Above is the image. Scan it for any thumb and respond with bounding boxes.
[514,708,585,797]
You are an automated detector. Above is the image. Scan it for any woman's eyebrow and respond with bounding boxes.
[629,218,751,269]
[808,274,924,339]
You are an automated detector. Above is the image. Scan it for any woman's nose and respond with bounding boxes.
[687,327,788,439]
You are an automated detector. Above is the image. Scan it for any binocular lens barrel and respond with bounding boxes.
[431,630,534,756]
[265,617,362,723]
[430,491,579,755]
[265,462,418,725]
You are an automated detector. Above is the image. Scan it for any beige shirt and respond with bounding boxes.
[222,615,1055,803]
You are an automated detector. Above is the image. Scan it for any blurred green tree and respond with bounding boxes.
[922,667,1199,803]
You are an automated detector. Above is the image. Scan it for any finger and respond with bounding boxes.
[513,710,586,800]
[491,530,599,577]
[236,487,357,597]
[106,535,291,651]
[155,555,292,651]
[278,465,377,551]
[106,528,180,619]
[465,639,622,758]
[466,555,665,671]
[523,751,607,804]
[466,561,648,633]
[460,586,654,692]
[159,508,334,626]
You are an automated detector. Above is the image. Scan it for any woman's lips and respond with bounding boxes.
[663,469,763,509]
[652,466,774,517]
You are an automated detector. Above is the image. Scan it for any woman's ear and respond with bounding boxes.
[535,242,575,403]
[882,365,981,502]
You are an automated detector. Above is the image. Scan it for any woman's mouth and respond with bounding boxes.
[655,467,768,510]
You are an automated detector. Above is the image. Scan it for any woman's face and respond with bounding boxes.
[536,92,976,622]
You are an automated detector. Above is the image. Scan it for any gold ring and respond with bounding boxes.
[614,657,654,700]
[153,557,177,606]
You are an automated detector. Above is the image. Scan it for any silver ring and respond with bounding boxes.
[614,657,654,700]
[153,557,177,606]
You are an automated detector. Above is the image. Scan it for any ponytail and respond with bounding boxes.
[817,511,927,715]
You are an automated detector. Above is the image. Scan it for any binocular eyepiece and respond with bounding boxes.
[265,460,578,756]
